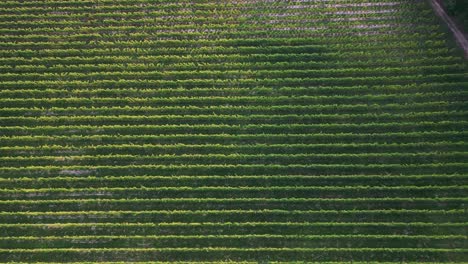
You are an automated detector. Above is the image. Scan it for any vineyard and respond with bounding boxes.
[0,0,467,262]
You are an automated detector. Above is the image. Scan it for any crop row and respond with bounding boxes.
[0,32,448,52]
[1,60,462,74]
[2,222,466,237]
[1,82,465,97]
[2,73,465,89]
[0,197,466,211]
[0,15,408,33]
[0,3,426,16]
[0,12,435,29]
[0,14,433,31]
[0,37,449,53]
[1,112,466,127]
[2,142,466,156]
[0,14,424,27]
[0,88,468,104]
[0,25,441,42]
[0,103,465,117]
[1,69,463,83]
[1,131,465,146]
[0,0,417,7]
[0,17,436,36]
[0,66,464,80]
[0,46,453,60]
[0,0,417,9]
[1,175,465,189]
[1,164,466,178]
[0,3,414,13]
[6,46,450,60]
[0,209,466,224]
[0,152,466,167]
[1,186,467,200]
[0,55,459,71]
[0,34,446,49]
[0,234,466,249]
[1,248,467,262]
[1,93,466,108]
[1,122,466,137]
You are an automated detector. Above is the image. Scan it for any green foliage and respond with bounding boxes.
[443,0,468,28]
[0,0,466,262]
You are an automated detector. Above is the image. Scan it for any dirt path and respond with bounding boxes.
[430,0,468,58]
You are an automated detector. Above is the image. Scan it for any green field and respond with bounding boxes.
[0,0,467,262]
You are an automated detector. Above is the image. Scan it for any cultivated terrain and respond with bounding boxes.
[0,0,467,262]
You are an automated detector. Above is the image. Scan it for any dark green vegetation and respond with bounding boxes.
[441,0,468,28]
[0,0,467,262]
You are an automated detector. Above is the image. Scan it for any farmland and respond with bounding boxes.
[0,0,467,262]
